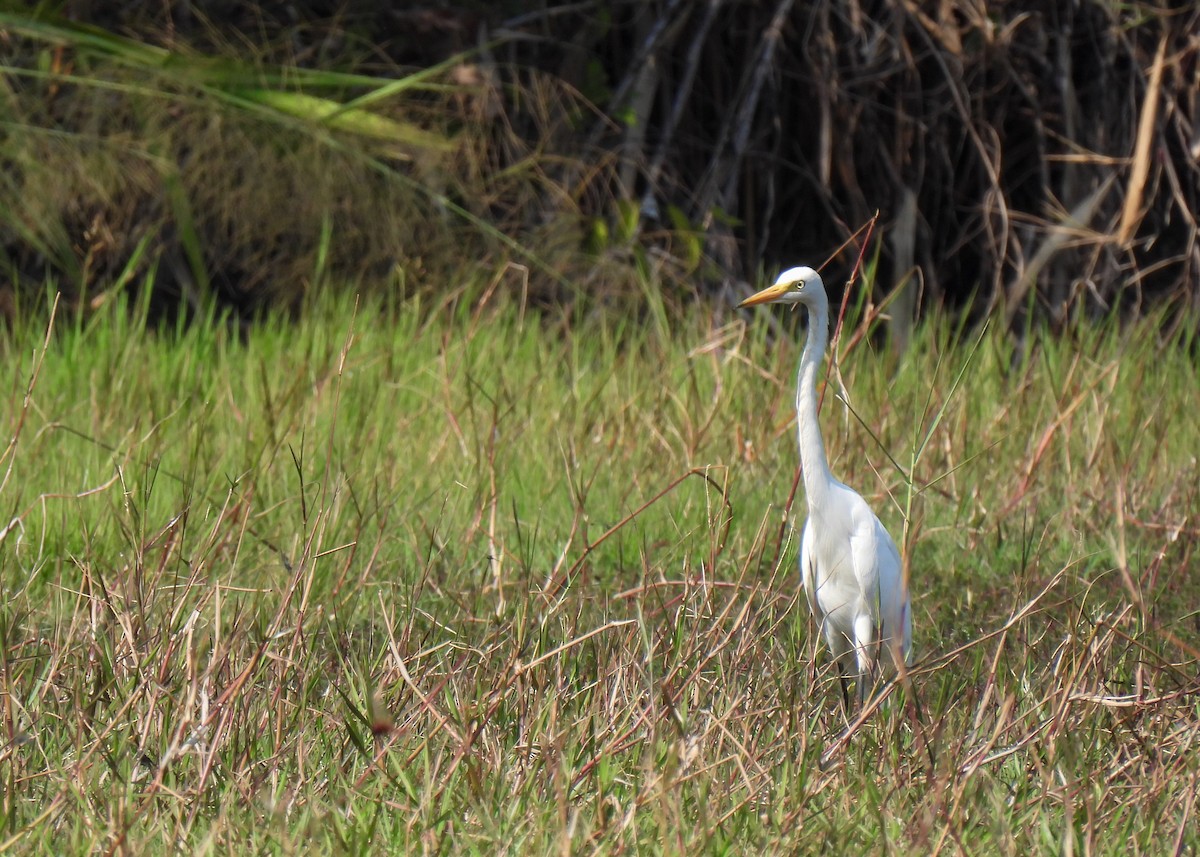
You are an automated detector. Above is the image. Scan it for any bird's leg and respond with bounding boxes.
[838,664,852,713]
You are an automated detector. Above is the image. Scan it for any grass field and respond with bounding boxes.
[1,285,1198,854]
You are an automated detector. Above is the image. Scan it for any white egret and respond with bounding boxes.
[740,266,912,707]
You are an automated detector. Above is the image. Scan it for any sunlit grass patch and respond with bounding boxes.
[1,290,1197,853]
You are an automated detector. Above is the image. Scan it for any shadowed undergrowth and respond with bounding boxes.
[5,5,1199,325]
[1,288,1198,854]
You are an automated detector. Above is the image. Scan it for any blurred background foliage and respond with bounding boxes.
[1,1,1197,331]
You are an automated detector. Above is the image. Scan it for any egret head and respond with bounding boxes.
[737,266,827,309]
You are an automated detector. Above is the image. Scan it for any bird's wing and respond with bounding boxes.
[848,515,884,621]
[850,511,911,663]
[877,519,913,662]
[848,502,906,611]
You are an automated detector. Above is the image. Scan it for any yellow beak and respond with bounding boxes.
[737,280,791,308]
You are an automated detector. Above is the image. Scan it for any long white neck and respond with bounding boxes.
[796,298,835,511]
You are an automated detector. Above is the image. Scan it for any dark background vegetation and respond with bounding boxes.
[2,1,1198,329]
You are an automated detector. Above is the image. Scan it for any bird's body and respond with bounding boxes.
[740,266,912,705]
[799,483,910,697]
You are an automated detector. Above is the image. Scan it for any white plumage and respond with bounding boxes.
[740,266,912,706]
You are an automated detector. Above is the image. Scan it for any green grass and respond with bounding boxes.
[1,286,1198,854]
